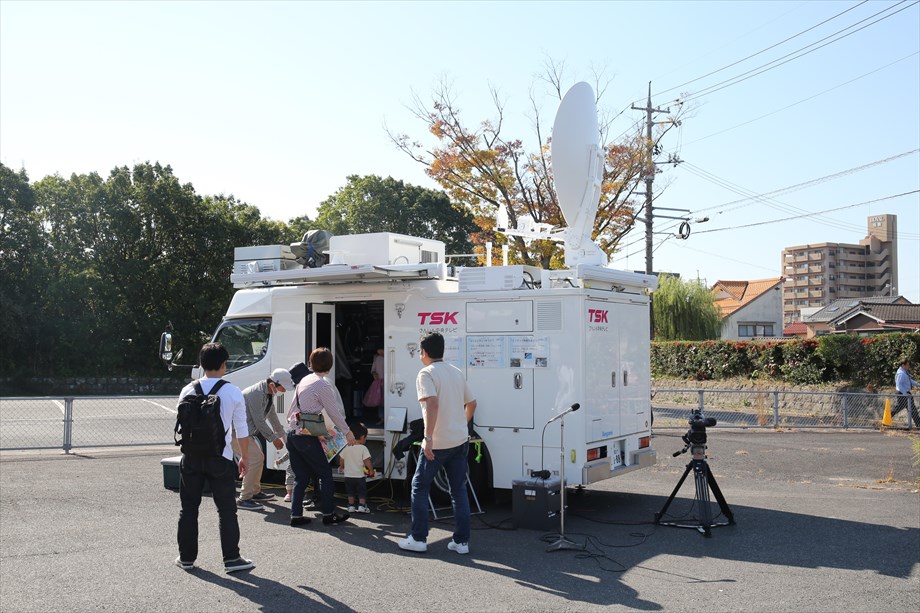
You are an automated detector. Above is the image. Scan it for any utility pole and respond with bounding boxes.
[632,82,671,338]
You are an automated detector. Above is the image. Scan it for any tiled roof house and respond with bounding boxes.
[712,278,784,340]
[824,303,920,335]
[802,296,911,337]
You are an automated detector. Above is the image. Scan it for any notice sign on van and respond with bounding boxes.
[467,335,549,368]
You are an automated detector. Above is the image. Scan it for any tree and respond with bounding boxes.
[312,175,477,258]
[653,274,722,341]
[0,164,45,373]
[388,65,685,268]
[27,162,292,377]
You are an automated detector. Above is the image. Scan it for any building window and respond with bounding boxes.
[739,323,775,337]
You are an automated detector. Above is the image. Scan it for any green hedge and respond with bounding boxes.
[651,333,920,387]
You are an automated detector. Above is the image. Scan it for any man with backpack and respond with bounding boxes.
[174,342,255,573]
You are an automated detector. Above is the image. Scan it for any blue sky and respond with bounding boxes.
[2,0,918,301]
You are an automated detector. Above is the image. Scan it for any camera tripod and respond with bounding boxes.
[655,439,735,538]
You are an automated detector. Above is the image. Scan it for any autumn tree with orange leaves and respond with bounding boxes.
[388,67,685,269]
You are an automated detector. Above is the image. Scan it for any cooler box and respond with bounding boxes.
[512,476,561,531]
[161,455,210,492]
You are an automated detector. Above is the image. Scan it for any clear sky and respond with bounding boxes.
[2,1,918,302]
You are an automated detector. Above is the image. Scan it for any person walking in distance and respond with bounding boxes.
[175,342,255,573]
[893,360,920,428]
[398,332,477,555]
[232,368,295,510]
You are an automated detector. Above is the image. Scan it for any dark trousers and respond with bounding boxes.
[892,393,920,427]
[177,455,240,563]
[287,432,335,516]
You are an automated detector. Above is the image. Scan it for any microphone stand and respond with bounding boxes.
[546,410,584,552]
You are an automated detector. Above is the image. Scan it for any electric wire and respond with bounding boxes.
[653,0,870,97]
[692,190,920,235]
[677,1,918,104]
[690,149,920,216]
[678,162,920,238]
[681,51,920,147]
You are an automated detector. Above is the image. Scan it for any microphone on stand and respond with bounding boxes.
[546,403,580,424]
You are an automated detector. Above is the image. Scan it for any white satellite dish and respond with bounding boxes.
[550,82,606,267]
[493,81,607,267]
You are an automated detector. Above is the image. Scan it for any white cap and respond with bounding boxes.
[270,368,294,390]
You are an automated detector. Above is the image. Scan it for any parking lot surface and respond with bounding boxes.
[1,429,917,612]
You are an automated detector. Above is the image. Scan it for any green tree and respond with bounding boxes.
[389,66,685,268]
[312,175,477,257]
[0,164,46,373]
[28,162,290,377]
[653,274,721,341]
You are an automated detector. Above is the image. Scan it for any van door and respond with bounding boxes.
[307,303,336,380]
[585,300,619,442]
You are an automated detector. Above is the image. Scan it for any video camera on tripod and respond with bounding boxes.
[674,409,717,459]
[657,407,734,537]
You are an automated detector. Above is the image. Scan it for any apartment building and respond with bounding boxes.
[781,214,898,323]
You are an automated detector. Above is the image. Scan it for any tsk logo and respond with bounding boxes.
[588,309,608,323]
[418,312,459,325]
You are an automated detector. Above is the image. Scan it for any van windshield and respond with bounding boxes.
[213,318,271,373]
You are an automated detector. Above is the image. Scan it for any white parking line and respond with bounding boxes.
[141,399,177,414]
[51,400,65,415]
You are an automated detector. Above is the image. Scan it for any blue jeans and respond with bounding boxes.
[177,455,240,563]
[287,432,335,516]
[410,442,470,544]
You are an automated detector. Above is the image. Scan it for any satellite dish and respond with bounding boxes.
[492,81,607,267]
[551,82,606,266]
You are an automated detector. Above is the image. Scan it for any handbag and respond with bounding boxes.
[296,393,328,436]
[363,378,384,407]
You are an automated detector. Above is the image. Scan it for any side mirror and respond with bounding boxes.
[159,332,173,363]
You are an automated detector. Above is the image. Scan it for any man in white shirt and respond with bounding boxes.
[398,332,477,555]
[175,342,255,573]
[893,360,920,428]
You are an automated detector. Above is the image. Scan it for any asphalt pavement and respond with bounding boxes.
[0,429,917,612]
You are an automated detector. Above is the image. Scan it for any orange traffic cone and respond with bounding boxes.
[881,398,892,427]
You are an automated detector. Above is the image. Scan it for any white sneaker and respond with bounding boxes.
[347,505,357,513]
[447,541,469,555]
[283,493,292,503]
[357,505,371,514]
[398,535,428,553]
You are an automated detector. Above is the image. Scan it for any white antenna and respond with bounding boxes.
[496,82,607,267]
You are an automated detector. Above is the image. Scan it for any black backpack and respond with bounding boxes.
[174,379,229,458]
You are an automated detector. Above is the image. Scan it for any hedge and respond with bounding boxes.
[650,333,920,387]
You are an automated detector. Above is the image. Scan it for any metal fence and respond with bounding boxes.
[653,389,916,430]
[0,395,178,452]
[0,390,916,453]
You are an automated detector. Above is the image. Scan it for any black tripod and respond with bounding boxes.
[655,411,734,537]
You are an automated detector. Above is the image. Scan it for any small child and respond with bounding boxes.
[338,422,375,513]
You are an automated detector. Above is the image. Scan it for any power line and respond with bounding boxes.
[677,1,918,103]
[612,150,920,255]
[653,0,869,97]
[681,51,920,147]
[668,243,782,275]
[692,190,920,234]
[690,149,919,216]
[679,162,875,234]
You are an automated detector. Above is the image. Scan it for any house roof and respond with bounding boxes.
[829,304,920,328]
[806,296,911,323]
[783,322,808,336]
[712,278,783,317]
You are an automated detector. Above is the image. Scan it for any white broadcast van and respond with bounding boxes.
[162,82,657,492]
